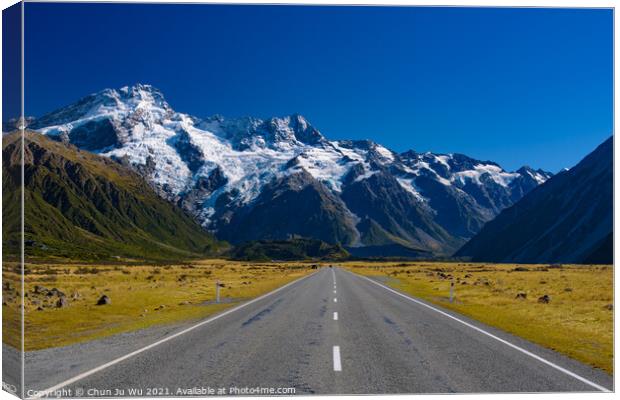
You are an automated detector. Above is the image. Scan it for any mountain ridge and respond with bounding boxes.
[25,83,553,256]
[455,136,613,264]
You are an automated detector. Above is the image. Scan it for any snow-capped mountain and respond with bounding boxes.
[30,84,552,256]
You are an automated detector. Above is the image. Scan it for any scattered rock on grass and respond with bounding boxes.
[538,295,551,304]
[96,295,111,305]
[515,292,527,299]
[604,304,613,311]
[33,285,48,294]
[48,288,65,297]
[56,297,69,308]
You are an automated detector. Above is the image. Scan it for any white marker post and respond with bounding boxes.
[216,280,220,303]
[449,278,454,303]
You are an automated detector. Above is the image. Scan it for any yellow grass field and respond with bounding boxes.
[342,261,613,374]
[2,260,315,351]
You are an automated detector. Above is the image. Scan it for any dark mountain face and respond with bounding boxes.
[63,118,121,152]
[27,84,553,257]
[413,175,493,238]
[455,137,613,264]
[3,131,223,261]
[217,170,359,245]
[340,169,461,254]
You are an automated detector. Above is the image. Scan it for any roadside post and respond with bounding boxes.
[450,277,455,303]
[216,280,220,303]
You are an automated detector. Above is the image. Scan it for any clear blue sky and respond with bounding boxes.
[21,4,612,172]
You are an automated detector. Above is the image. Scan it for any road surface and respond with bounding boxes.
[21,267,613,396]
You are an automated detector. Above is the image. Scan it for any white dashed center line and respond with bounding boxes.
[333,346,342,371]
[331,270,341,372]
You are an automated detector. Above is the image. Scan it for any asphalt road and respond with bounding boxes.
[24,267,613,397]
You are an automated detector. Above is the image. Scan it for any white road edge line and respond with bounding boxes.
[354,272,611,392]
[333,312,338,321]
[333,346,342,371]
[30,271,319,399]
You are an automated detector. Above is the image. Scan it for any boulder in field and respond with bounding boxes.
[33,285,48,294]
[49,288,65,297]
[56,297,69,308]
[538,295,551,304]
[96,295,111,305]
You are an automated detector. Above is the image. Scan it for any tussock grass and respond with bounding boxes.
[2,260,313,350]
[343,261,613,374]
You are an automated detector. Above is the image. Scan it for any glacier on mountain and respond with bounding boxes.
[29,84,552,254]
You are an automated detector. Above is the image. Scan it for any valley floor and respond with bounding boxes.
[2,260,314,351]
[1,261,612,395]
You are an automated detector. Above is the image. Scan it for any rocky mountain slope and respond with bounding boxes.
[3,131,223,261]
[455,137,612,264]
[29,84,551,256]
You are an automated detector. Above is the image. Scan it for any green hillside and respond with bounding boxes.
[3,132,225,261]
[231,238,350,261]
